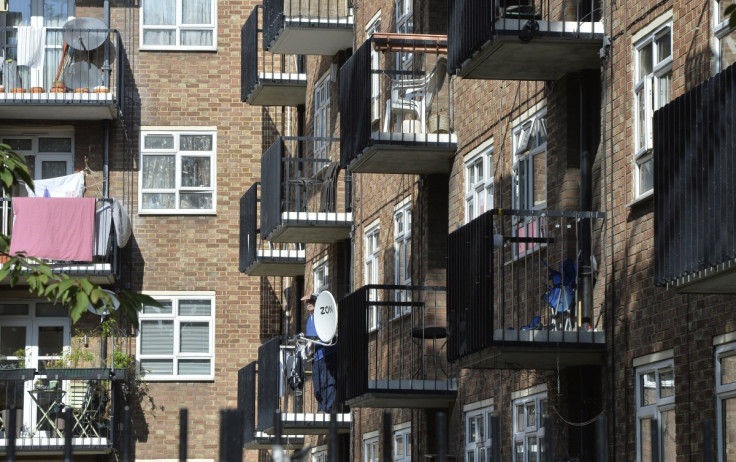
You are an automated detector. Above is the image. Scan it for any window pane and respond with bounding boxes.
[180,192,213,209]
[0,326,26,356]
[661,409,676,461]
[141,359,173,375]
[178,359,210,375]
[720,29,736,70]
[144,30,176,46]
[395,434,403,455]
[721,354,736,385]
[532,152,546,206]
[179,300,211,316]
[3,138,32,151]
[641,371,656,406]
[180,322,209,353]
[141,320,174,354]
[655,29,671,62]
[638,43,652,79]
[143,300,173,315]
[181,156,211,187]
[142,155,175,188]
[0,304,29,316]
[515,440,524,462]
[144,134,175,150]
[639,157,654,195]
[182,0,212,24]
[528,436,538,462]
[41,160,67,179]
[36,303,67,317]
[516,404,524,431]
[526,402,536,428]
[636,87,647,151]
[655,72,671,110]
[640,417,653,462]
[143,193,176,209]
[659,369,674,398]
[38,326,63,356]
[143,0,176,25]
[38,137,71,152]
[180,134,213,151]
[723,397,736,459]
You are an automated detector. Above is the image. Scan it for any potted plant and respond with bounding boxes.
[45,332,111,381]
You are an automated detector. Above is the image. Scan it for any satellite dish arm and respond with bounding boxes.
[294,333,337,348]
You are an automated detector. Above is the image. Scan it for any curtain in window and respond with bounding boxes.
[142,155,175,189]
[143,0,176,45]
[182,0,211,24]
[140,320,174,355]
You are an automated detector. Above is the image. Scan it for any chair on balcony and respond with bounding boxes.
[70,380,106,437]
[383,57,448,134]
[542,259,577,331]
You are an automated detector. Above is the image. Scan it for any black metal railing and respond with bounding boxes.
[447,209,605,362]
[241,6,304,103]
[654,63,736,288]
[1,197,121,278]
[0,27,123,112]
[237,362,257,445]
[263,0,352,48]
[448,0,602,74]
[340,36,454,169]
[260,136,351,240]
[256,338,281,433]
[338,285,456,404]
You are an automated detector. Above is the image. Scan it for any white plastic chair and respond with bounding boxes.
[383,57,448,133]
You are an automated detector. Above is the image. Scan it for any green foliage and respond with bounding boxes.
[728,4,736,29]
[12,348,28,368]
[0,143,33,196]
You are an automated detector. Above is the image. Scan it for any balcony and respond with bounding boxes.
[0,28,124,120]
[0,369,124,456]
[241,6,307,106]
[654,63,736,293]
[340,35,457,174]
[260,137,352,243]
[448,0,604,80]
[250,338,351,436]
[447,209,606,370]
[338,285,457,408]
[238,362,305,450]
[1,196,124,285]
[239,183,306,277]
[262,0,354,56]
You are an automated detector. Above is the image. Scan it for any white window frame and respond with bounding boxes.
[139,128,217,215]
[0,130,74,181]
[313,258,329,294]
[365,222,380,331]
[465,401,494,462]
[393,198,412,318]
[633,21,672,200]
[714,0,736,72]
[366,12,382,124]
[137,292,216,381]
[314,72,331,160]
[393,422,411,461]
[140,0,217,51]
[512,108,547,258]
[512,391,546,462]
[716,342,736,462]
[311,445,328,462]
[464,141,494,223]
[395,0,413,69]
[363,431,379,462]
[635,359,675,462]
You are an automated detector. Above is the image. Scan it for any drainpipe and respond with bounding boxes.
[103,1,110,88]
[103,120,110,198]
[579,73,594,330]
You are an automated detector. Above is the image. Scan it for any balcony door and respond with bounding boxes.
[0,302,70,436]
[3,0,75,90]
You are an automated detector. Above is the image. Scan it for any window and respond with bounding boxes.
[363,432,379,462]
[394,423,411,461]
[314,259,329,293]
[4,0,74,90]
[512,109,547,257]
[1,132,73,181]
[365,223,380,330]
[465,143,494,223]
[636,359,675,461]
[395,0,413,69]
[394,199,411,317]
[139,129,216,214]
[715,1,736,72]
[633,22,672,200]
[513,392,546,462]
[137,294,215,380]
[312,445,328,462]
[314,73,331,160]
[366,12,382,123]
[716,342,736,462]
[465,402,493,462]
[141,0,216,50]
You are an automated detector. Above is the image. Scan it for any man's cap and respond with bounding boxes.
[300,292,319,302]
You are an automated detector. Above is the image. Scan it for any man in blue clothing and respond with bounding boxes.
[303,292,337,412]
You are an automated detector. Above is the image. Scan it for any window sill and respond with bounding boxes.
[138,210,217,216]
[626,189,653,208]
[139,45,218,52]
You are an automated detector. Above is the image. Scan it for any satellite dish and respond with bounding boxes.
[63,61,103,90]
[88,289,120,316]
[62,18,108,51]
[314,291,338,343]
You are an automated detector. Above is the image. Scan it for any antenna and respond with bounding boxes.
[88,289,120,316]
[313,291,338,343]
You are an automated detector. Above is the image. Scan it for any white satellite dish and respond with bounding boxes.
[314,291,338,343]
[88,289,120,316]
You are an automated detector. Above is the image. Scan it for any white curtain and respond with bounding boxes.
[143,0,212,47]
